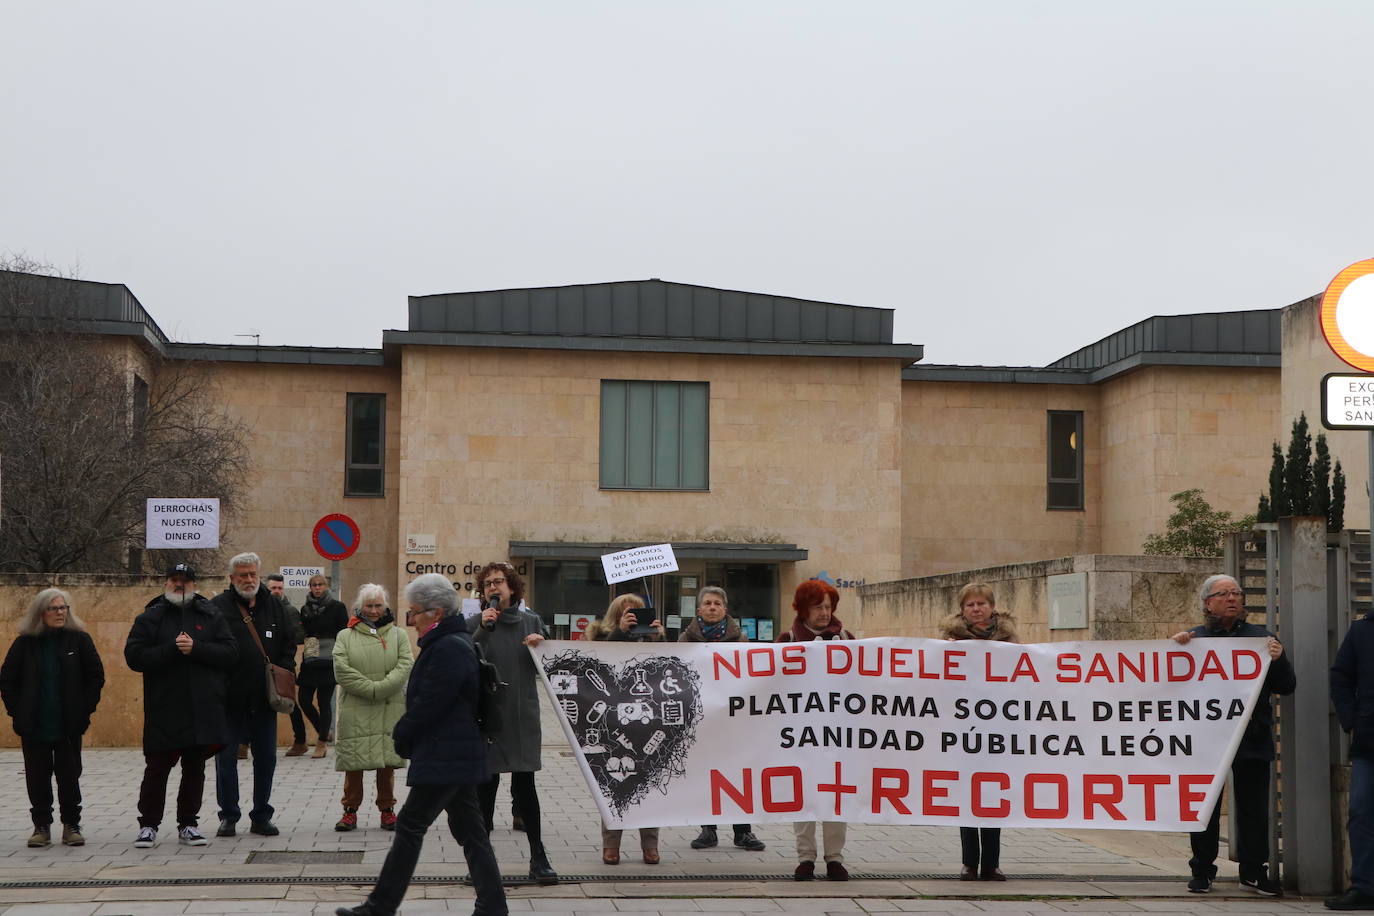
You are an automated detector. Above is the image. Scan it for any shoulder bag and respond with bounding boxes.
[239,608,297,715]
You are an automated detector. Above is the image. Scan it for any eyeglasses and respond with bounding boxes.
[484,578,507,588]
[46,605,70,613]
[1206,589,1244,599]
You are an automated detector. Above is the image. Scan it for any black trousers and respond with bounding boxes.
[288,705,306,744]
[298,682,334,741]
[479,772,542,846]
[21,737,82,828]
[960,826,1000,869]
[139,745,215,829]
[366,782,506,916]
[1189,758,1271,879]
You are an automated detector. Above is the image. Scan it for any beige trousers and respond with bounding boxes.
[601,823,660,850]
[794,820,847,863]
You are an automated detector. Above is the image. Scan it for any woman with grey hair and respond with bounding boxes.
[678,586,765,853]
[333,584,413,832]
[0,589,105,848]
[336,573,504,916]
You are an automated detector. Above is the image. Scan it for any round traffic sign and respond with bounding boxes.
[312,513,361,561]
[1320,258,1374,371]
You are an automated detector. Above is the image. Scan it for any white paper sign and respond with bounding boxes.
[461,598,481,620]
[534,637,1271,832]
[145,498,220,549]
[281,566,324,590]
[601,543,679,584]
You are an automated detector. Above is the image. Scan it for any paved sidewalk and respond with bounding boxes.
[0,693,1329,914]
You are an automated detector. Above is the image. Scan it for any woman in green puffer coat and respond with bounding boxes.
[332,583,414,832]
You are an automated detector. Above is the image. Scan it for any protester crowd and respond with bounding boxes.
[17,556,1374,913]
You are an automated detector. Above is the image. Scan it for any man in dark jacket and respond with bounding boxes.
[1171,574,1295,896]
[1329,614,1374,909]
[336,573,505,916]
[211,551,297,837]
[125,563,238,848]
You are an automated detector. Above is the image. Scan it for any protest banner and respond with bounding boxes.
[600,543,678,584]
[533,636,1272,832]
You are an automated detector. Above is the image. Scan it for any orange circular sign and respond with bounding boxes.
[1321,258,1374,371]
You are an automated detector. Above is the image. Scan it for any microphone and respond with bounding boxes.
[482,593,500,630]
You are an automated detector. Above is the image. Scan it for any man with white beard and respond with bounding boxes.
[211,551,297,838]
[124,563,238,848]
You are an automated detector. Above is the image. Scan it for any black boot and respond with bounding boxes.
[529,839,559,885]
[690,825,718,849]
[334,904,389,916]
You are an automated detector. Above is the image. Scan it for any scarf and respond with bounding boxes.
[301,592,333,621]
[697,615,728,642]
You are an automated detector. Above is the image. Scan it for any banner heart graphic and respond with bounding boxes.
[543,650,702,816]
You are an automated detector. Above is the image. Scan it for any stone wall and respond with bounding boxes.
[855,554,1222,642]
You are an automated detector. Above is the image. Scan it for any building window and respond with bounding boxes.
[345,393,385,497]
[1047,410,1084,510]
[600,381,708,490]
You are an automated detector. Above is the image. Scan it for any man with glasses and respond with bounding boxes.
[1171,574,1295,896]
[471,561,557,885]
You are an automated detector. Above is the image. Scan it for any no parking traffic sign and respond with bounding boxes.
[312,513,361,561]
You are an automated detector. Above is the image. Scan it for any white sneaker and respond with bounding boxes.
[133,826,157,848]
[177,825,208,846]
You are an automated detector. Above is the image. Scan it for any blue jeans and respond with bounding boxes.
[1352,757,1374,893]
[215,710,278,824]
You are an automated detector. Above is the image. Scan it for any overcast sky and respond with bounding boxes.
[3,2,1371,367]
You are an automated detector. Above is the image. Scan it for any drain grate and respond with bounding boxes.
[0,872,1185,890]
[247,850,365,865]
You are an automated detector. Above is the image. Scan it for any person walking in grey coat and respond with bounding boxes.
[471,561,557,885]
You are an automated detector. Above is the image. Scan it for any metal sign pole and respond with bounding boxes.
[332,558,342,602]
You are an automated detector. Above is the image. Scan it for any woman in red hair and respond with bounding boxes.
[777,578,853,880]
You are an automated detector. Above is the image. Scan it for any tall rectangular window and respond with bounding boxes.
[600,380,708,490]
[345,393,385,497]
[1047,410,1084,510]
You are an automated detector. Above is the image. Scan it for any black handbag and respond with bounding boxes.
[473,643,507,737]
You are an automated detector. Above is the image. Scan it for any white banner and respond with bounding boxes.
[600,544,678,584]
[145,498,220,549]
[533,637,1272,832]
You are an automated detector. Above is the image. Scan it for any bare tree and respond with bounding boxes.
[0,258,250,573]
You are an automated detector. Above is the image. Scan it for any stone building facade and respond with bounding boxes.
[1,272,1306,640]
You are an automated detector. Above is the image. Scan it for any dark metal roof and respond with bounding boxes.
[408,279,896,344]
[1048,308,1285,370]
[384,328,922,361]
[167,344,385,366]
[905,306,1293,385]
[903,365,1092,385]
[509,540,809,563]
[0,270,170,345]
